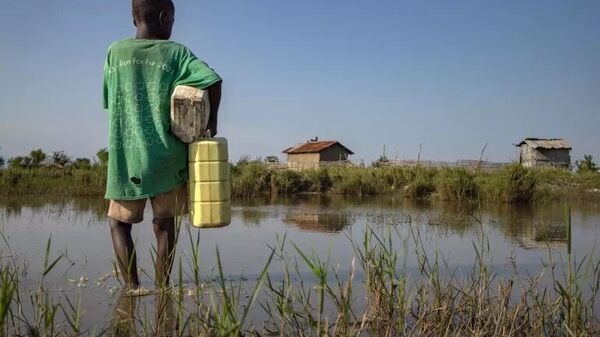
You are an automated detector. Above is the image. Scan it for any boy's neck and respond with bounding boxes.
[135,24,168,40]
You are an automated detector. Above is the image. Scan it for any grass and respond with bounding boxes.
[2,163,600,203]
[0,207,599,336]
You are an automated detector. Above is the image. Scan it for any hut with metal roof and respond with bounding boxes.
[516,138,571,168]
[282,139,354,170]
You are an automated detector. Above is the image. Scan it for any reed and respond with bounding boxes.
[0,216,599,336]
[3,162,600,203]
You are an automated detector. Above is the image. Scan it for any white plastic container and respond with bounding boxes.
[170,85,210,143]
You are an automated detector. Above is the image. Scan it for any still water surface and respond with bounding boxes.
[0,195,598,331]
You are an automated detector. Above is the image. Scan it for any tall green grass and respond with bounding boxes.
[2,162,600,203]
[0,216,599,336]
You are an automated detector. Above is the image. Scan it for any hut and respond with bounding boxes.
[283,139,354,170]
[516,138,571,168]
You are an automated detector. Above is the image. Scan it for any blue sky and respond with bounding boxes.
[0,0,598,164]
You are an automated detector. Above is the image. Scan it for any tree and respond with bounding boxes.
[72,158,91,169]
[575,154,598,173]
[52,151,70,167]
[264,155,279,163]
[9,156,30,168]
[0,156,4,168]
[9,156,24,168]
[29,149,46,167]
[237,155,251,166]
[372,154,390,168]
[96,148,109,166]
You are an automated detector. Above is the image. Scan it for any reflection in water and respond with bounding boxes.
[110,291,136,337]
[284,211,351,233]
[0,196,108,221]
[487,204,569,249]
[0,194,598,333]
[110,291,176,337]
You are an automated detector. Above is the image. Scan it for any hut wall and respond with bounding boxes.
[319,145,349,162]
[519,146,570,168]
[538,148,570,168]
[287,153,320,170]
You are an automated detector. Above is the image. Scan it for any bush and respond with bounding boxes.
[575,154,598,173]
[304,168,332,192]
[29,149,46,167]
[270,170,304,194]
[436,168,479,202]
[230,163,271,197]
[479,164,537,203]
[96,148,109,166]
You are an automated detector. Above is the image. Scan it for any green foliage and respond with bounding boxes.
[8,156,27,169]
[575,154,598,173]
[436,168,479,201]
[230,163,272,197]
[52,151,70,167]
[329,166,379,195]
[270,170,304,194]
[71,158,91,169]
[29,149,46,167]
[480,164,537,203]
[1,151,599,202]
[0,166,106,196]
[503,164,537,203]
[304,168,332,192]
[264,155,279,163]
[96,148,109,166]
[371,154,390,168]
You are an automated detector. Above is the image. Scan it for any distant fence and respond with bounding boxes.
[263,159,510,171]
[386,159,510,171]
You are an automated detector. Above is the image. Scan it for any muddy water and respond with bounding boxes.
[0,195,598,332]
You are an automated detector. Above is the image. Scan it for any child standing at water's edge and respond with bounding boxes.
[102,0,222,292]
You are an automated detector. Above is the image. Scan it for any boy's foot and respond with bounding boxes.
[126,286,154,297]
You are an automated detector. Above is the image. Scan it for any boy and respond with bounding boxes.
[103,0,222,291]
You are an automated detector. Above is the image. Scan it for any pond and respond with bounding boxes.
[0,195,598,333]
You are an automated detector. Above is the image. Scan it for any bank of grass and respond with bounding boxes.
[230,163,600,203]
[0,166,105,197]
[0,212,599,336]
[2,163,600,203]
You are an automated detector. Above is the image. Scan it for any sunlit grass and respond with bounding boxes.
[0,207,598,336]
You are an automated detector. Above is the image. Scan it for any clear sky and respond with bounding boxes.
[0,0,598,164]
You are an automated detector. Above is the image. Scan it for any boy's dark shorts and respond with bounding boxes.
[107,184,188,224]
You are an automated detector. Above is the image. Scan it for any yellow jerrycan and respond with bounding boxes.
[170,85,231,228]
[188,138,231,228]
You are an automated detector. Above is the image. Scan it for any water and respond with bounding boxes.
[0,195,598,332]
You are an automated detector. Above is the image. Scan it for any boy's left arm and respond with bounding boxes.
[206,81,222,136]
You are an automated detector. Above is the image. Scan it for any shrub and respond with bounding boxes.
[436,168,479,202]
[479,164,538,203]
[304,168,332,192]
[270,170,304,194]
[96,148,109,166]
[575,154,598,173]
[231,163,271,197]
[29,149,46,167]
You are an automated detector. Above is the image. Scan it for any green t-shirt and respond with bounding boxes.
[103,38,221,200]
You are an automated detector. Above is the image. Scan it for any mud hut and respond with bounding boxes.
[282,139,353,170]
[516,138,571,168]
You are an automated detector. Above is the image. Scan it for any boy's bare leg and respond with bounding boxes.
[153,217,176,287]
[109,218,140,288]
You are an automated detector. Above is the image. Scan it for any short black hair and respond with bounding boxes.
[132,0,173,24]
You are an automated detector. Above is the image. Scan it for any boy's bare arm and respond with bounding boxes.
[207,81,222,136]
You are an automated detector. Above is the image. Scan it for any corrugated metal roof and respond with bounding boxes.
[282,141,354,155]
[516,138,571,149]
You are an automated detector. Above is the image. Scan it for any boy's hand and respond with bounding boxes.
[207,81,222,137]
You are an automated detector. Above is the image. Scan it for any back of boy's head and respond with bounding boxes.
[132,0,174,26]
